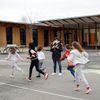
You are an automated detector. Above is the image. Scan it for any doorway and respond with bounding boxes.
[20,28,26,45]
[6,27,13,44]
[44,30,49,46]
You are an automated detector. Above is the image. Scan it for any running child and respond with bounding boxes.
[67,41,91,94]
[5,47,24,78]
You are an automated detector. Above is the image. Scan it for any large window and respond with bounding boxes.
[20,28,26,45]
[54,30,60,39]
[32,29,38,46]
[64,30,73,44]
[6,27,13,44]
[44,30,49,46]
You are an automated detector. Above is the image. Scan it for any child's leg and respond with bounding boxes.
[67,67,75,78]
[78,64,92,93]
[29,61,34,78]
[58,60,62,73]
[10,62,15,77]
[14,62,23,72]
[78,65,89,87]
[53,60,57,73]
[74,66,81,91]
[35,59,48,80]
[35,60,44,75]
[37,60,43,77]
[75,66,81,85]
[11,65,14,75]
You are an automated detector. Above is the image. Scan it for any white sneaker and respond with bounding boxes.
[58,73,62,76]
[10,74,14,78]
[51,73,56,75]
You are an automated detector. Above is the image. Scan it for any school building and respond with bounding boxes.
[0,14,100,49]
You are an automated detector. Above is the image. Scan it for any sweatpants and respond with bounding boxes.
[75,64,89,87]
[11,61,23,75]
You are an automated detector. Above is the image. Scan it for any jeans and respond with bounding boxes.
[53,60,62,73]
[67,67,75,78]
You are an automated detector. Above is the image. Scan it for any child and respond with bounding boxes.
[36,46,46,78]
[50,38,63,76]
[60,44,75,79]
[27,42,48,81]
[67,41,91,94]
[5,47,24,78]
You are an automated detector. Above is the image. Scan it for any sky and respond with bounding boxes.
[0,0,100,23]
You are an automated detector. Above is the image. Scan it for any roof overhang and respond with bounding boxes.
[40,14,100,27]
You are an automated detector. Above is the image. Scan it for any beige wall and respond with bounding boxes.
[26,28,33,47]
[0,26,6,46]
[38,28,44,46]
[13,27,20,45]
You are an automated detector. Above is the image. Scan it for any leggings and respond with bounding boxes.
[29,59,45,78]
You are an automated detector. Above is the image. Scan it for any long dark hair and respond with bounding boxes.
[28,42,35,57]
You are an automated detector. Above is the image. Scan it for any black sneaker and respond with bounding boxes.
[36,75,41,78]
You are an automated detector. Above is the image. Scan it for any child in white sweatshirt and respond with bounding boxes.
[67,41,91,94]
[5,47,23,78]
[36,46,46,78]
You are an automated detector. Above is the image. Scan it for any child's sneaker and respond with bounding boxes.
[10,74,14,78]
[58,73,62,76]
[44,73,49,80]
[51,73,56,75]
[36,75,41,78]
[74,84,80,91]
[85,87,92,94]
[26,77,32,81]
[74,87,80,91]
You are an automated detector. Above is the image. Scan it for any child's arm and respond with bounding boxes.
[16,53,24,61]
[60,51,67,61]
[5,53,11,60]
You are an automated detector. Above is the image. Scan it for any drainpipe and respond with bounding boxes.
[95,22,98,49]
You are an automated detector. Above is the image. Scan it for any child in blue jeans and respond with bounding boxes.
[60,44,75,78]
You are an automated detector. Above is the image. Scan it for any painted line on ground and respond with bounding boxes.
[0,82,6,85]
[0,82,84,100]
[84,69,100,74]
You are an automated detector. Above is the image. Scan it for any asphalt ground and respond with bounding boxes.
[0,50,100,100]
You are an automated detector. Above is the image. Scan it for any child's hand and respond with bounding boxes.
[21,59,24,62]
[27,57,30,59]
[4,58,8,60]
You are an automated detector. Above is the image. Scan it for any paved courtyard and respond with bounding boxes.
[0,50,100,100]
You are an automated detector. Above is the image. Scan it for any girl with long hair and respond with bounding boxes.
[67,41,91,94]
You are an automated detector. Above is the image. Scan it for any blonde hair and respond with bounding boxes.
[10,47,16,54]
[72,41,84,52]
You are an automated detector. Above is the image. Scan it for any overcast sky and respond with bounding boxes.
[0,0,100,23]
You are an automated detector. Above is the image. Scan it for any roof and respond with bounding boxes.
[40,14,100,27]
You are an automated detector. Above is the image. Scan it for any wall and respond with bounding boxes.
[0,25,6,46]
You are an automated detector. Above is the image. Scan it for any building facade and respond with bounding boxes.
[0,15,100,49]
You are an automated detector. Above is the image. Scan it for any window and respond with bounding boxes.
[44,30,49,46]
[32,29,38,46]
[6,27,13,44]
[20,28,26,45]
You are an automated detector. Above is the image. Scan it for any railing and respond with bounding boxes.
[0,44,26,53]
